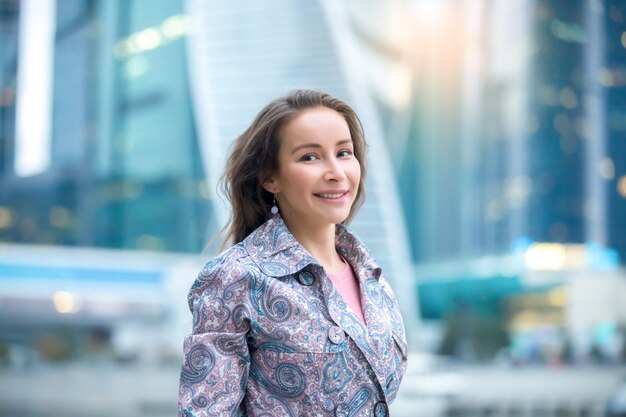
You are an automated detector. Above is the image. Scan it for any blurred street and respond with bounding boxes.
[394,362,625,417]
[1,358,624,417]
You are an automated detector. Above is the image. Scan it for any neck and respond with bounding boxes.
[282,218,344,274]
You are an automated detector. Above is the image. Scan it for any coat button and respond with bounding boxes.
[297,270,315,286]
[374,400,388,417]
[328,326,346,344]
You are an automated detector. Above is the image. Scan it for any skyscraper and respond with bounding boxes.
[0,0,211,252]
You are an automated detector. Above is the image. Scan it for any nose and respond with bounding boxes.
[324,157,347,182]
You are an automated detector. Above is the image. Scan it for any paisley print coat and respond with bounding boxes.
[178,216,408,417]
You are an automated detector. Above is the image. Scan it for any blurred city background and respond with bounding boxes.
[1,0,625,416]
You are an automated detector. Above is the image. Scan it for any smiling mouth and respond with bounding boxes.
[314,192,348,199]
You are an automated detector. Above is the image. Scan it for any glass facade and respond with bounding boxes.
[606,1,626,262]
[0,1,18,184]
[0,0,212,253]
[371,0,626,266]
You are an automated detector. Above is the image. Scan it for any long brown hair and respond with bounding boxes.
[220,89,367,247]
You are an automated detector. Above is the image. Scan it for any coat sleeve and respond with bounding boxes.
[178,258,251,417]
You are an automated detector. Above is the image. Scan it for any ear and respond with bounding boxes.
[262,176,279,194]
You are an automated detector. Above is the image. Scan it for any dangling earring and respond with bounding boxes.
[271,196,279,215]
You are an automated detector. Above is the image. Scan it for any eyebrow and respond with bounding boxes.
[290,139,353,154]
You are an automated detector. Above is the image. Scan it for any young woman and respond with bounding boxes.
[178,89,407,417]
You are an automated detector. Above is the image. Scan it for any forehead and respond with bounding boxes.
[279,107,351,148]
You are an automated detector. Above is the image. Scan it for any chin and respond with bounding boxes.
[324,212,352,225]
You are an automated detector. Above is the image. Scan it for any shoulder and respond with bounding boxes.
[187,243,259,334]
[187,243,258,309]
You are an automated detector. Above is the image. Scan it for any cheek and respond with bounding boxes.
[283,167,316,191]
[349,161,362,186]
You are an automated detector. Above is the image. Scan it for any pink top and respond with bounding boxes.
[327,259,366,324]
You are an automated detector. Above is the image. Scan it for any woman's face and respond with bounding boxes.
[263,106,361,231]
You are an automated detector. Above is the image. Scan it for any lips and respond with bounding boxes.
[314,190,348,199]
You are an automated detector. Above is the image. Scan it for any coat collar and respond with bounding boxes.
[242,215,382,279]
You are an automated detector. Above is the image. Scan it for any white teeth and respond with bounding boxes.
[317,193,343,199]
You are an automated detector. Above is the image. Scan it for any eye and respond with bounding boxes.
[338,149,353,158]
[300,154,319,162]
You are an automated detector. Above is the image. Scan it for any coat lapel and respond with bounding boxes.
[334,226,400,394]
